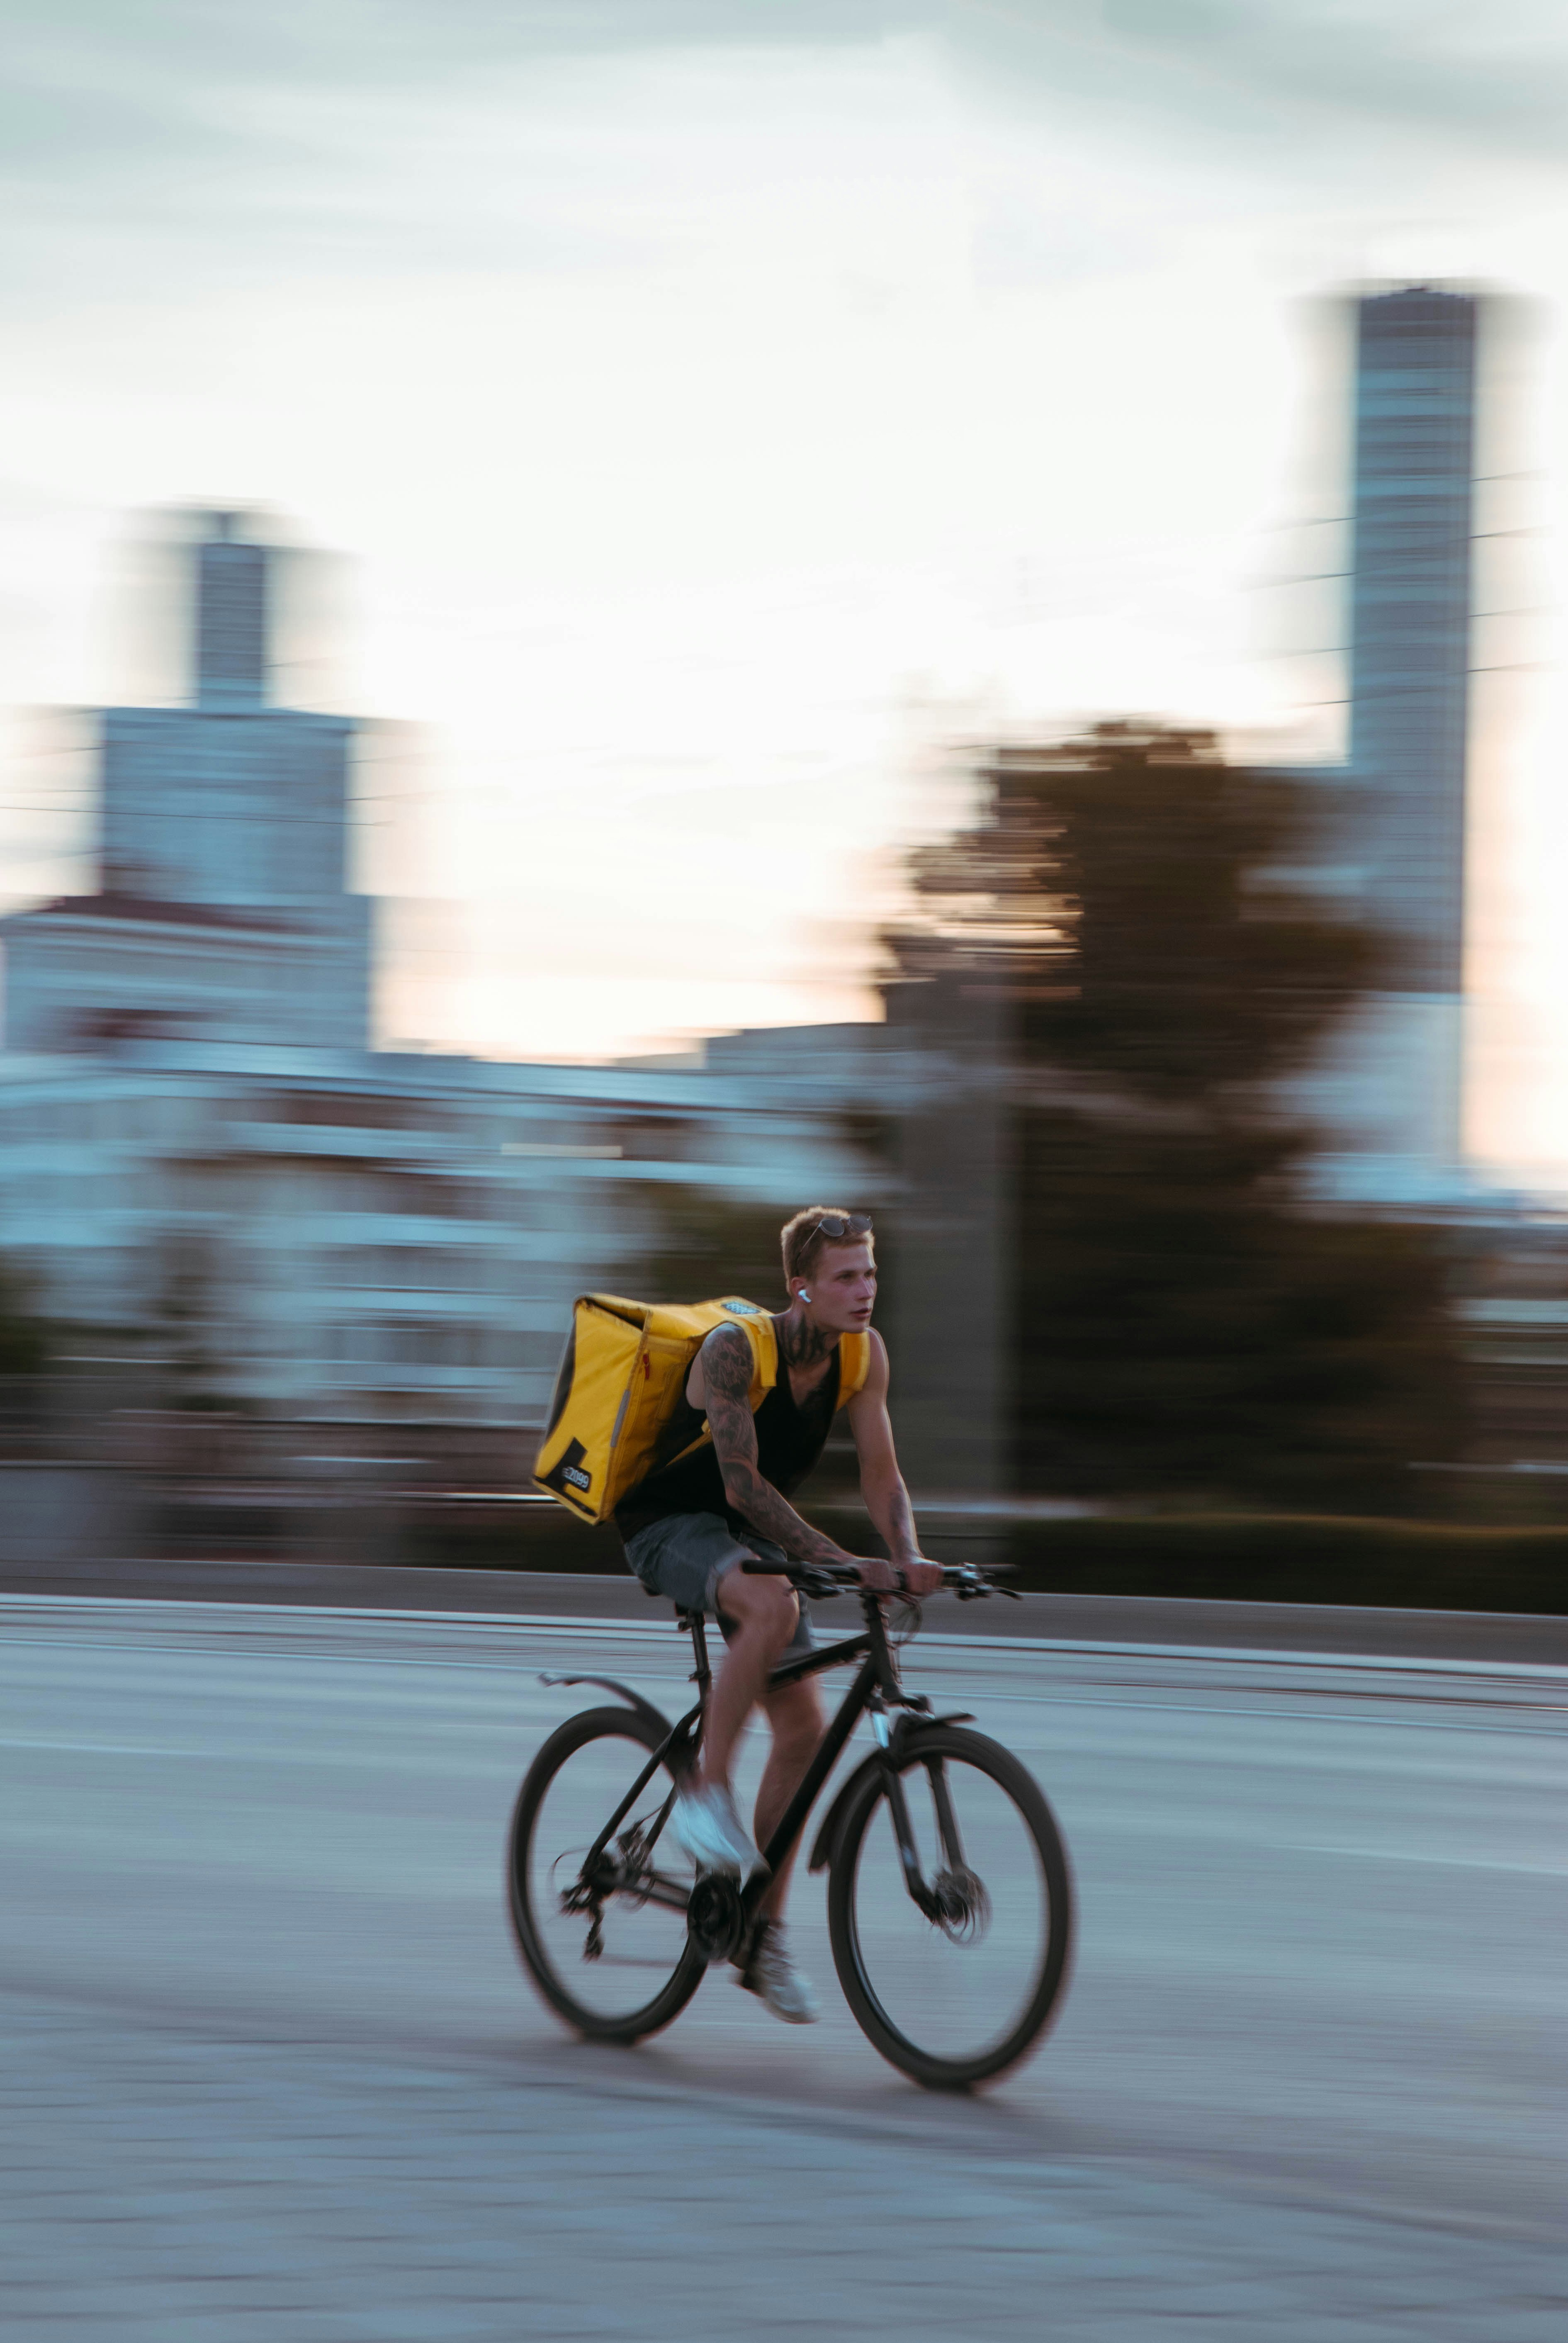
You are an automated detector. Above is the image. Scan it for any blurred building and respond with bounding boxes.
[1294,285,1480,1190]
[0,515,869,1435]
[1349,289,1476,999]
[2,514,370,1055]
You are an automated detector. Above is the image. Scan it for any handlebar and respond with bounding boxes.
[740,1557,1019,1603]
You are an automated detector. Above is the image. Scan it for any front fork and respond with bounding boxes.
[870,1702,988,1936]
[871,1707,952,1923]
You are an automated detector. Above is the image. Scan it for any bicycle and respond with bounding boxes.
[507,1558,1073,2090]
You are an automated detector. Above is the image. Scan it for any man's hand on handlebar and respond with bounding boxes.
[856,1556,945,1601]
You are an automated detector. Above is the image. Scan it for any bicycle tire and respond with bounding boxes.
[508,1705,706,2044]
[826,1723,1072,2090]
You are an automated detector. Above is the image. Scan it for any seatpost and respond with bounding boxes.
[685,1609,712,1699]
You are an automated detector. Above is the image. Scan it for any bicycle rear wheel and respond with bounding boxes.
[826,1724,1072,2090]
[508,1705,705,2043]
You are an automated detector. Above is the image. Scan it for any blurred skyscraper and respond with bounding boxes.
[1348,288,1476,994]
[1302,286,1480,1184]
[2,512,370,1053]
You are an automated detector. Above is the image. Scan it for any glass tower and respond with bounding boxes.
[1347,287,1478,998]
[193,511,270,710]
[1315,285,1480,1175]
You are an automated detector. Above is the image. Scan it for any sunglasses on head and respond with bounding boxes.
[807,1213,873,1241]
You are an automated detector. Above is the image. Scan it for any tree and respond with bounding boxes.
[0,1256,48,1381]
[882,724,1463,1509]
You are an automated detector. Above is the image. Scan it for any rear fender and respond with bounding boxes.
[537,1673,670,1739]
[805,1715,977,1875]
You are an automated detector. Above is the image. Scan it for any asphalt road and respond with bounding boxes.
[2,1596,1564,2341]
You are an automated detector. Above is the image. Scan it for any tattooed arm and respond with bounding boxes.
[698,1325,861,1570]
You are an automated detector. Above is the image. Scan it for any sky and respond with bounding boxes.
[3,3,1568,1160]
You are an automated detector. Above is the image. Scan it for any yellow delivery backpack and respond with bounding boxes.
[533,1294,872,1526]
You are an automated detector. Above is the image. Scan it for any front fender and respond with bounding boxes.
[805,1715,977,1874]
[537,1672,670,1738]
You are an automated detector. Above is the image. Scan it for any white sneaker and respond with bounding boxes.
[673,1783,763,1878]
[739,1922,820,2025]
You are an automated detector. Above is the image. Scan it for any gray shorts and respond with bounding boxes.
[622,1510,814,1660]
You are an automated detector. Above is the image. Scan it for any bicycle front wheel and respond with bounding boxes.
[827,1724,1072,2090]
[508,1705,705,2044]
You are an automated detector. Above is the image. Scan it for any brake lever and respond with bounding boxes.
[950,1572,1020,1601]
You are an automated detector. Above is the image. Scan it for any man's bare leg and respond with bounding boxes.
[685,1576,826,2022]
[695,1566,800,1798]
[753,1676,826,1920]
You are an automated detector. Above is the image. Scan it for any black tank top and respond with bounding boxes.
[615,1323,841,1543]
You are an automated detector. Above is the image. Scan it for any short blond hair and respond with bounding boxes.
[780,1206,875,1289]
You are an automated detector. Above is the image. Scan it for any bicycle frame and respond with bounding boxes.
[573,1590,955,1934]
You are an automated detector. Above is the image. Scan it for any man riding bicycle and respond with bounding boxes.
[614,1207,944,2024]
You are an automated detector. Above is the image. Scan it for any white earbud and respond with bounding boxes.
[797,1289,811,1304]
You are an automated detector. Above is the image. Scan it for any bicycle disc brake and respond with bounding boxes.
[931,1866,992,1944]
[686,1873,745,1966]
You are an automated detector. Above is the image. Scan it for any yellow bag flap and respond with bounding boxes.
[582,1293,654,1328]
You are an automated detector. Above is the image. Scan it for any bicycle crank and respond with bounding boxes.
[686,1873,745,1966]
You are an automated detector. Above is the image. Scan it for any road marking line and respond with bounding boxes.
[0,1736,197,1756]
[1297,1844,1568,1875]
